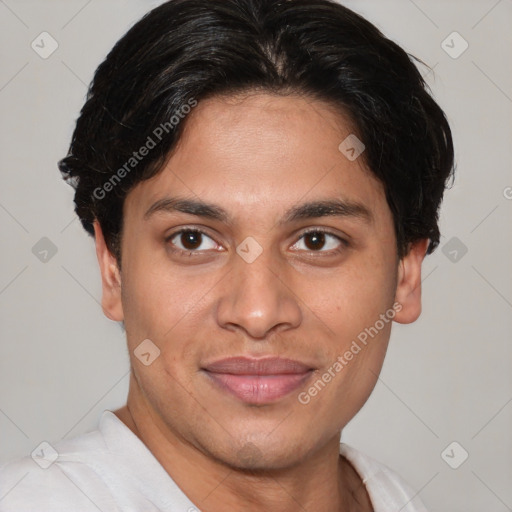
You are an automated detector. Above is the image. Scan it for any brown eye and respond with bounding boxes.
[304,231,326,250]
[291,230,346,253]
[168,229,218,252]
[180,231,202,250]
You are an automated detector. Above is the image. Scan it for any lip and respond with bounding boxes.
[202,357,314,404]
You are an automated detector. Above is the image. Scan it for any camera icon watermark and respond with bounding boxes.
[31,32,59,59]
[442,236,468,263]
[134,338,161,366]
[236,442,264,466]
[338,134,365,161]
[441,441,469,469]
[31,441,58,469]
[32,237,58,263]
[441,31,469,59]
[236,237,263,263]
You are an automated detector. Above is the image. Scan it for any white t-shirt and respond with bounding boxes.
[0,410,428,511]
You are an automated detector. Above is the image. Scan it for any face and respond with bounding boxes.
[95,92,426,471]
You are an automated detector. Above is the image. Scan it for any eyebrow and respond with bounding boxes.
[143,196,373,225]
[144,197,229,223]
[279,199,372,225]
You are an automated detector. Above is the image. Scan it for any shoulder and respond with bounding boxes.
[340,443,429,512]
[0,429,116,512]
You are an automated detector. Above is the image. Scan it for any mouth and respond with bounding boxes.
[201,356,315,405]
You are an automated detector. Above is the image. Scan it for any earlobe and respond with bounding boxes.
[393,239,429,324]
[93,220,124,322]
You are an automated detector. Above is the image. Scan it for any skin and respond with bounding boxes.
[93,92,428,511]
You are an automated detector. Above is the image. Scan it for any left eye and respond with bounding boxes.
[291,231,344,252]
[168,230,218,252]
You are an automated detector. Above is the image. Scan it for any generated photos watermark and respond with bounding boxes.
[298,301,402,405]
[93,97,198,200]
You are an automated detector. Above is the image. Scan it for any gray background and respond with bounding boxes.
[0,0,511,510]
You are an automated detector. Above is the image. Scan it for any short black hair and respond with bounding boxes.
[59,0,454,264]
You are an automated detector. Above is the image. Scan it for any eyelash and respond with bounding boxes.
[165,227,349,257]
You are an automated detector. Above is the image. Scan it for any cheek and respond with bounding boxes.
[120,241,185,325]
[300,314,391,430]
[120,257,216,376]
[120,257,181,347]
[301,254,397,342]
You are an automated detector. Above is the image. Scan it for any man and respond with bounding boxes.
[0,0,454,510]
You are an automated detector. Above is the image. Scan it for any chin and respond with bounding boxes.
[199,433,312,473]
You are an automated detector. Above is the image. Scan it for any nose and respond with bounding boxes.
[216,250,302,339]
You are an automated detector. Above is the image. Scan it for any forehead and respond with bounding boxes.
[177,91,359,166]
[124,92,387,224]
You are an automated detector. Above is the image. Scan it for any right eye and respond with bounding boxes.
[166,228,221,254]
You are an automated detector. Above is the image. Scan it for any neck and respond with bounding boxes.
[114,374,371,512]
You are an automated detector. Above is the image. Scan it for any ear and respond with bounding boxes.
[393,239,429,324]
[93,220,124,322]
